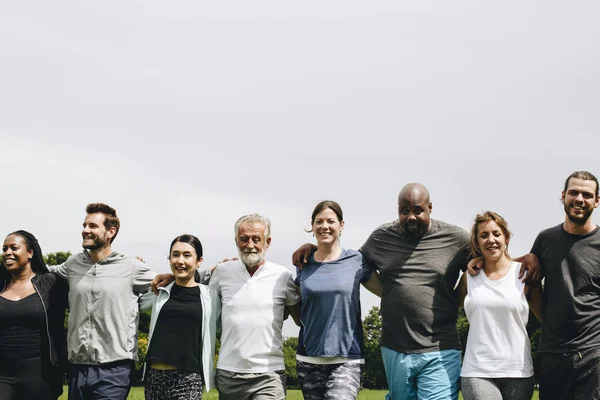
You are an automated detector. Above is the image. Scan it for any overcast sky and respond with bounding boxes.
[1,1,599,337]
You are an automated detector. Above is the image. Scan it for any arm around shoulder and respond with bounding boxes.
[47,262,69,280]
[362,271,383,298]
[525,281,543,322]
[132,258,158,294]
[456,272,468,309]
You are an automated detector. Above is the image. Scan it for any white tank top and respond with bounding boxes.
[460,261,534,378]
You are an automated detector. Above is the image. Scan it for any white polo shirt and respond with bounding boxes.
[210,259,300,373]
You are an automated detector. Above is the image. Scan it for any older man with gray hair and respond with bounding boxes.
[210,213,300,400]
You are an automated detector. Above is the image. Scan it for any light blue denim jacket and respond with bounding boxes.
[143,282,220,392]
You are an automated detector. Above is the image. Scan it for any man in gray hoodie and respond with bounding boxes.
[49,203,156,400]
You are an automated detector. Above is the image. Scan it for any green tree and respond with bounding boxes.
[138,309,151,334]
[44,251,72,266]
[43,252,73,330]
[362,306,387,389]
[283,336,299,386]
[456,306,469,356]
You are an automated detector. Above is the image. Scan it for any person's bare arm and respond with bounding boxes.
[151,274,175,294]
[466,257,484,276]
[456,272,468,308]
[513,253,542,282]
[525,281,543,322]
[285,302,302,327]
[362,271,383,298]
[292,243,318,269]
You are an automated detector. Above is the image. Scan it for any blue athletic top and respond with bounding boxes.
[295,249,371,359]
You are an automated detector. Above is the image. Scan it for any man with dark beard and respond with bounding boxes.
[531,171,600,400]
[209,214,300,400]
[49,203,156,400]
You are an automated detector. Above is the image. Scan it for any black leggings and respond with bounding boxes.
[0,357,56,400]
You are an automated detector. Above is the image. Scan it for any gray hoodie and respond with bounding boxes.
[50,250,156,364]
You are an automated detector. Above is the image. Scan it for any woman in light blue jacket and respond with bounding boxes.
[144,234,219,400]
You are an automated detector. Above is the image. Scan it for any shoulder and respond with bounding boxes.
[372,220,399,235]
[162,281,176,292]
[342,248,360,257]
[117,253,152,270]
[33,272,59,288]
[431,219,468,236]
[265,261,293,276]
[64,252,88,266]
[217,259,245,275]
[431,219,469,243]
[364,220,400,244]
[338,249,364,264]
[535,223,563,241]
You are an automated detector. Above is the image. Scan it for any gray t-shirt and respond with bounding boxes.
[531,224,600,353]
[360,219,469,354]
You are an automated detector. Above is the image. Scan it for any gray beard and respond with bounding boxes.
[239,251,264,268]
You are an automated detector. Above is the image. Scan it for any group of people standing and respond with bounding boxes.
[0,170,598,400]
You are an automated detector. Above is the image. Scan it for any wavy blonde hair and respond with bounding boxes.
[469,211,512,260]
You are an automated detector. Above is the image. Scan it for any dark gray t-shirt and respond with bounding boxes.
[360,219,470,354]
[531,224,600,353]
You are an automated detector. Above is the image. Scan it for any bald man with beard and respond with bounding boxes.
[358,183,470,400]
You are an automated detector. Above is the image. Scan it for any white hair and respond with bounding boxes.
[234,213,271,240]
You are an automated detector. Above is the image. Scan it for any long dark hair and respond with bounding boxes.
[1,230,48,282]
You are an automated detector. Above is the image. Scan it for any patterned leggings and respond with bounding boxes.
[145,368,203,400]
[297,360,362,400]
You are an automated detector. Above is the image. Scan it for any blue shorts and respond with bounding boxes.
[381,346,461,400]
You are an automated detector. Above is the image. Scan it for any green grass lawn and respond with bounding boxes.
[60,387,538,400]
[59,387,387,399]
[59,386,540,399]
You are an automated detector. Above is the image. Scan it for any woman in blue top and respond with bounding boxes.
[295,200,382,400]
[143,234,218,400]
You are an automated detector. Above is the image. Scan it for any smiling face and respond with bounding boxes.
[169,241,202,283]
[398,190,432,239]
[312,207,344,246]
[81,213,115,251]
[562,177,600,226]
[2,234,33,274]
[475,220,509,262]
[236,221,271,269]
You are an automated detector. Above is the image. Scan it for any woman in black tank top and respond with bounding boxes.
[144,234,217,400]
[0,230,68,400]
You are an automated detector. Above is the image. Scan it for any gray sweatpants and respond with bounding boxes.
[215,369,286,400]
[461,376,534,400]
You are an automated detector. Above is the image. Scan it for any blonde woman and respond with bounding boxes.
[458,211,542,400]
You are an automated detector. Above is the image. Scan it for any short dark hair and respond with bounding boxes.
[86,203,120,243]
[564,171,599,198]
[169,234,203,258]
[1,230,48,282]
